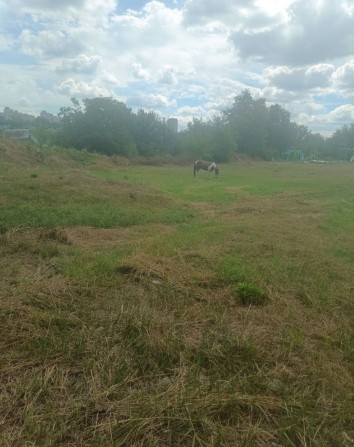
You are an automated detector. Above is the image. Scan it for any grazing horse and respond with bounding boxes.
[194,160,219,177]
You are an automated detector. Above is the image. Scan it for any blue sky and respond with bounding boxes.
[0,0,354,136]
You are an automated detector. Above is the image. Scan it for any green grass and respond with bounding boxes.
[0,144,353,446]
[237,283,267,306]
[0,168,195,231]
[92,162,354,203]
[0,201,193,229]
[60,247,126,279]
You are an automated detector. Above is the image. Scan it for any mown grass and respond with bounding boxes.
[0,141,353,446]
[0,167,195,233]
[92,161,354,203]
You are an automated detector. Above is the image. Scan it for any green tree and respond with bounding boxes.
[267,104,293,154]
[58,97,136,156]
[325,124,354,159]
[209,116,237,162]
[57,98,85,148]
[305,133,325,158]
[132,109,171,157]
[178,114,236,162]
[81,97,135,155]
[224,90,268,157]
[290,123,311,152]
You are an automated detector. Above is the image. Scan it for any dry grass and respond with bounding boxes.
[0,141,353,446]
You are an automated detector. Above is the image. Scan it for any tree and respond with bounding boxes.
[209,116,236,162]
[49,93,347,161]
[178,118,212,160]
[326,124,354,159]
[177,115,236,162]
[290,123,311,152]
[58,97,136,156]
[267,104,292,154]
[224,90,268,157]
[57,98,84,148]
[81,97,135,155]
[132,109,170,157]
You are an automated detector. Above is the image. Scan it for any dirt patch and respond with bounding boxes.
[117,252,209,290]
[41,228,72,244]
[64,226,132,248]
[65,224,176,249]
[4,224,177,252]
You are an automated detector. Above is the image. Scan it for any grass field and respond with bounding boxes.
[0,140,353,446]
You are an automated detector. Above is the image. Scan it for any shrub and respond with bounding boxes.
[237,283,267,306]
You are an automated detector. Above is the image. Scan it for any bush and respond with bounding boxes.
[237,283,267,306]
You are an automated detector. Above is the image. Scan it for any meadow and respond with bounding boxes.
[0,140,353,446]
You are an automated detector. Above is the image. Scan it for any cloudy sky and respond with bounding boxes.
[0,0,354,136]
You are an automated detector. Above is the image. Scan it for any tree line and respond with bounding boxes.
[2,90,354,161]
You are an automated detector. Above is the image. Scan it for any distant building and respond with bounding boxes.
[1,106,60,125]
[167,117,178,133]
[3,107,35,122]
[4,129,39,144]
[40,110,60,124]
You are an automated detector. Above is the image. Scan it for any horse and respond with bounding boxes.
[193,160,219,177]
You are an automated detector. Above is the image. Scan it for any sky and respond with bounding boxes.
[0,0,354,137]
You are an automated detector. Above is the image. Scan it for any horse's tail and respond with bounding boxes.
[193,161,198,177]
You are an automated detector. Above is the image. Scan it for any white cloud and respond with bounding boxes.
[8,0,117,26]
[101,70,121,86]
[230,0,354,66]
[126,91,177,108]
[158,65,179,85]
[329,104,354,124]
[332,60,354,94]
[11,0,86,10]
[264,64,334,92]
[56,54,101,74]
[18,96,31,107]
[296,104,354,136]
[58,78,110,97]
[183,0,256,27]
[20,30,85,58]
[0,63,67,115]
[132,63,151,81]
[0,0,353,136]
[111,1,182,47]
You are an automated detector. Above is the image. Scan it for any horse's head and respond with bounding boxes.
[215,166,219,176]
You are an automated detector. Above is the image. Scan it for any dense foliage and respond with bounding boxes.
[2,90,354,161]
[56,97,178,157]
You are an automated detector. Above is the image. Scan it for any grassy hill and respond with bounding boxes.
[0,138,353,446]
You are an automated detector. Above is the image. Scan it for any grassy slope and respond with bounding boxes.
[0,139,353,446]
